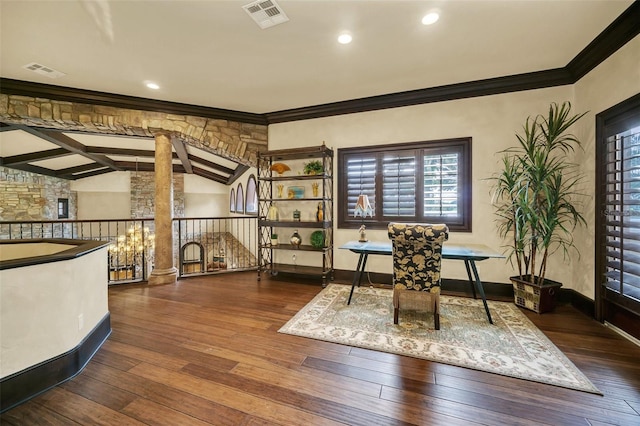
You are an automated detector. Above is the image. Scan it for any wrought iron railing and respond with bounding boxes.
[0,216,258,284]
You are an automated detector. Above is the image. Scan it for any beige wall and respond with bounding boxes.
[571,35,640,298]
[1,246,109,377]
[72,171,230,219]
[268,35,640,299]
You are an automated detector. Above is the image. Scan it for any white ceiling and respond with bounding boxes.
[0,0,633,114]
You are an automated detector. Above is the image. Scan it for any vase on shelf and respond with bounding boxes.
[267,204,279,221]
[316,202,323,222]
[290,230,302,248]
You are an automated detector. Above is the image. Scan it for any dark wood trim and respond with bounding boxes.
[332,269,596,316]
[265,68,573,123]
[1,148,70,166]
[0,312,111,413]
[171,136,193,174]
[595,93,640,322]
[0,78,268,126]
[0,239,109,270]
[1,3,637,126]
[566,1,640,81]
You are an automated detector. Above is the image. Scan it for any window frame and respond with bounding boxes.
[337,138,472,232]
[235,183,244,214]
[245,174,258,215]
[57,198,69,219]
[229,188,236,213]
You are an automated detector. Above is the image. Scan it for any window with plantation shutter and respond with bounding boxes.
[338,138,471,231]
[602,127,640,306]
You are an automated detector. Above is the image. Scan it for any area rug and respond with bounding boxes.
[279,284,601,394]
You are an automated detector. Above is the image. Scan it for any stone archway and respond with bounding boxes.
[0,94,268,167]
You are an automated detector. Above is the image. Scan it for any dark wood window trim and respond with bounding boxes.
[57,198,69,219]
[337,138,472,232]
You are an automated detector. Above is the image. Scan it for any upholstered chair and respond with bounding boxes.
[387,223,449,330]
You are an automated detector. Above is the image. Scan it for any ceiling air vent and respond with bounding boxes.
[22,62,66,79]
[242,0,289,29]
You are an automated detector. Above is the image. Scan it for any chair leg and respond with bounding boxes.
[394,307,399,324]
[434,312,440,330]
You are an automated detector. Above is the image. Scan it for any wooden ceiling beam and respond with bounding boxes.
[192,166,228,185]
[1,148,70,166]
[171,136,193,174]
[187,154,234,175]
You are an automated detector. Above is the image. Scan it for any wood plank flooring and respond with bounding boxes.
[2,272,640,425]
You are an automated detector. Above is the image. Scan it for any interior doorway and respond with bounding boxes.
[596,93,640,340]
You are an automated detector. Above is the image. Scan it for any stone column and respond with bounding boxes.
[148,132,178,285]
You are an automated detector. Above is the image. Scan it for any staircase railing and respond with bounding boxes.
[0,216,258,284]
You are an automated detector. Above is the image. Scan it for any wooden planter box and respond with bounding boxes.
[510,275,562,313]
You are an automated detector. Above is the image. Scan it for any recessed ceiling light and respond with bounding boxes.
[338,33,352,44]
[421,12,439,25]
[145,82,160,90]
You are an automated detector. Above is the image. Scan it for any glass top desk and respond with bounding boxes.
[339,241,504,324]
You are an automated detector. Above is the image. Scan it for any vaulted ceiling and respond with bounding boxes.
[0,0,637,183]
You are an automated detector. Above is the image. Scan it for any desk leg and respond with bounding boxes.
[468,260,493,324]
[347,253,368,305]
[463,260,478,299]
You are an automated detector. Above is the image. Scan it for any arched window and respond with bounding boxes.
[229,188,236,213]
[245,174,258,215]
[235,183,244,213]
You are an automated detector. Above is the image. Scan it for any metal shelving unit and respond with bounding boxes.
[257,144,334,286]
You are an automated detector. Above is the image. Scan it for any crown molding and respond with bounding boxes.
[1,1,637,125]
[0,78,268,126]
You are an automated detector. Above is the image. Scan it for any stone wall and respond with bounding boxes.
[130,172,184,219]
[0,94,268,167]
[0,167,77,221]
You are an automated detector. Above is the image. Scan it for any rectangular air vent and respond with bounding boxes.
[242,0,289,29]
[22,62,66,79]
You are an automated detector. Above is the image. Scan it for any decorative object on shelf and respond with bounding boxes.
[310,230,325,249]
[271,233,278,246]
[270,162,291,175]
[257,144,334,286]
[358,224,368,242]
[287,186,305,199]
[303,160,324,175]
[290,230,302,248]
[316,202,323,222]
[267,203,279,221]
[354,194,373,217]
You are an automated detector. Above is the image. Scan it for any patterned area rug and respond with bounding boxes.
[279,284,601,394]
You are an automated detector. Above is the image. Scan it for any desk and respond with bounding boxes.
[339,241,504,324]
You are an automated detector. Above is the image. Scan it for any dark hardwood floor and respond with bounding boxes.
[2,272,640,425]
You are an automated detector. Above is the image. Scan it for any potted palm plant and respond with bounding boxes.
[491,102,587,313]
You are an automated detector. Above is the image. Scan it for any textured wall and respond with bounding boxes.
[0,167,77,221]
[0,95,267,167]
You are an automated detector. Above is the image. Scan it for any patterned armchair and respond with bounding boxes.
[388,223,449,330]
